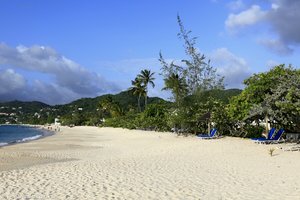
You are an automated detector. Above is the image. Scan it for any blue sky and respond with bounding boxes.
[0,0,299,104]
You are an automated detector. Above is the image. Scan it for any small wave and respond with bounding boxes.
[0,142,8,147]
[16,135,42,143]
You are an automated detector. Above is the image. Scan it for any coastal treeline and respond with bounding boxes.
[100,66,299,137]
[100,16,300,137]
[1,16,299,137]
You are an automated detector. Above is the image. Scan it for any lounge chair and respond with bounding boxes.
[197,128,218,139]
[251,128,276,141]
[256,129,285,144]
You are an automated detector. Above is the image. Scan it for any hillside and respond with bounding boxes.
[0,89,242,125]
[0,91,167,124]
[207,89,242,104]
[0,100,50,112]
[54,91,166,114]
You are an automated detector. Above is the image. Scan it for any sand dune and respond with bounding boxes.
[0,126,300,199]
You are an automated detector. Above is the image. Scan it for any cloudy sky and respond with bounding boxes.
[0,0,299,105]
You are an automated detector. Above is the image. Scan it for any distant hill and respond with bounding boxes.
[0,89,242,125]
[209,89,242,104]
[0,100,49,107]
[0,100,50,113]
[55,90,167,113]
[184,89,242,105]
[0,91,167,124]
[0,100,52,124]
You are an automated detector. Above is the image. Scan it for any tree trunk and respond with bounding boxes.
[145,85,148,109]
[176,94,180,107]
[138,95,141,112]
[265,114,269,133]
[145,93,147,109]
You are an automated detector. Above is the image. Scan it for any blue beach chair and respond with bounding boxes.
[251,127,276,141]
[256,129,285,144]
[197,128,218,139]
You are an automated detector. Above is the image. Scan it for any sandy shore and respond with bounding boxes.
[0,126,300,199]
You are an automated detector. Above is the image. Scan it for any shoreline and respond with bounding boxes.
[0,126,299,199]
[0,124,58,148]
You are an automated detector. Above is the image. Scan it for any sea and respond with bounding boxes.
[0,125,53,147]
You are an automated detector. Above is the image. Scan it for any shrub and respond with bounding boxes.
[241,124,265,138]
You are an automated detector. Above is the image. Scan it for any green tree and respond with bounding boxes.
[140,102,170,131]
[159,15,224,96]
[252,67,300,132]
[128,78,146,112]
[99,96,124,118]
[137,69,155,107]
[162,73,188,107]
[229,64,300,133]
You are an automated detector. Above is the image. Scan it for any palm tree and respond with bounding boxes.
[162,73,188,106]
[129,77,146,112]
[137,69,155,107]
[100,96,124,117]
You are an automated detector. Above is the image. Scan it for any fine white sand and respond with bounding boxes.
[0,126,300,199]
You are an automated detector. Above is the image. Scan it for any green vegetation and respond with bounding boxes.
[160,15,224,95]
[129,77,145,112]
[137,69,155,107]
[0,91,167,126]
[228,65,300,135]
[162,73,188,107]
[0,101,56,125]
[1,17,299,138]
[129,69,155,111]
[103,101,171,131]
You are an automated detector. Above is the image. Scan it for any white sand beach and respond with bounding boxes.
[0,126,300,199]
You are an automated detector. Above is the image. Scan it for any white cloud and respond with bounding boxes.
[210,48,251,88]
[0,43,120,104]
[0,69,26,94]
[271,3,279,10]
[259,39,293,55]
[100,48,252,100]
[267,0,300,45]
[225,5,266,30]
[0,43,253,104]
[28,80,82,105]
[225,0,300,55]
